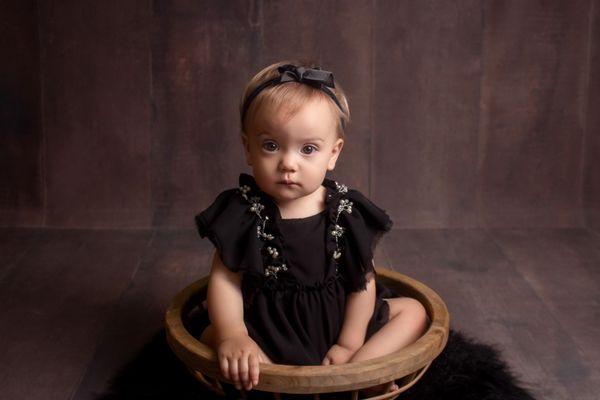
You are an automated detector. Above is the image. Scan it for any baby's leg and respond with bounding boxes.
[350,297,428,362]
[200,324,273,363]
[349,297,429,393]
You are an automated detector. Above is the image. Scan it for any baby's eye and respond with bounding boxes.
[262,141,279,152]
[301,144,318,155]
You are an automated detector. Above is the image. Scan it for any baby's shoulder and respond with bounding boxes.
[194,174,267,275]
[323,178,393,231]
[195,173,264,222]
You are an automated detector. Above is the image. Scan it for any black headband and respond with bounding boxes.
[241,64,346,130]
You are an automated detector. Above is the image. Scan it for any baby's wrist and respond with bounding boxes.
[215,326,248,344]
[335,341,361,353]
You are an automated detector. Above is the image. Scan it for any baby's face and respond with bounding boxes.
[242,97,344,206]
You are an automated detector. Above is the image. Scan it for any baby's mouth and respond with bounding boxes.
[277,179,298,186]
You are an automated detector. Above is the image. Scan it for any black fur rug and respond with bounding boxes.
[94,328,537,400]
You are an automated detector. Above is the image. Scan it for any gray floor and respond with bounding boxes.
[1,227,599,399]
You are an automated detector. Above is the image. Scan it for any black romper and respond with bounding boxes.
[195,173,398,365]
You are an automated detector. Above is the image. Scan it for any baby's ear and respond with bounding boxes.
[327,137,344,171]
[241,133,252,166]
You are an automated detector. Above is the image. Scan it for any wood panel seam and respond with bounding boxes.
[580,0,595,228]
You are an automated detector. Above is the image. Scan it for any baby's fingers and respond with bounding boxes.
[238,354,250,390]
[219,355,230,380]
[248,353,260,387]
[228,357,241,390]
[322,356,331,366]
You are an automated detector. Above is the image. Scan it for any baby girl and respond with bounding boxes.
[196,60,428,397]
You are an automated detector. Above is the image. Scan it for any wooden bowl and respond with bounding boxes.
[165,267,450,399]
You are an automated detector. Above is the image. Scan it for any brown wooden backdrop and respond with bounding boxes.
[1,0,599,230]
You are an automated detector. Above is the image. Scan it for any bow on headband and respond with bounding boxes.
[277,64,336,88]
[241,64,346,130]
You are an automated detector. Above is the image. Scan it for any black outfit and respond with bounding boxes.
[195,173,398,365]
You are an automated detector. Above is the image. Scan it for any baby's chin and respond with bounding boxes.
[264,184,315,203]
[266,186,305,202]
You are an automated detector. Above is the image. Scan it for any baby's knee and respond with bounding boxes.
[404,298,429,332]
[390,297,428,330]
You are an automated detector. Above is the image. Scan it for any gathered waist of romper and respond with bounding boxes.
[243,271,341,293]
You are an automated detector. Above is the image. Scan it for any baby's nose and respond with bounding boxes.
[278,152,298,171]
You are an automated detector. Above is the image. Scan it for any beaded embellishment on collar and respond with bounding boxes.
[238,184,285,277]
[330,183,353,273]
[238,178,352,279]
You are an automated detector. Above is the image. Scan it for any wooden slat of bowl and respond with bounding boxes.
[165,267,450,394]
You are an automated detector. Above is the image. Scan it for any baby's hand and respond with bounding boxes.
[216,333,264,391]
[322,344,356,365]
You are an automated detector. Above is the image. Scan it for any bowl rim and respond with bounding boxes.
[165,266,450,393]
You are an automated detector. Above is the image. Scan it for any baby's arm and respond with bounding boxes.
[207,250,263,391]
[322,271,376,365]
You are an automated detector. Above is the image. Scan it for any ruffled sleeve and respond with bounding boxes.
[195,186,263,274]
[335,188,393,293]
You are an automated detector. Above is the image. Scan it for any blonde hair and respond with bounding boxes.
[239,60,350,138]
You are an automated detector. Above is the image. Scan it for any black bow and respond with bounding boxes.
[277,64,336,88]
[241,64,345,129]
